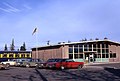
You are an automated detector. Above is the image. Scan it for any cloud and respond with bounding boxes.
[0,2,21,13]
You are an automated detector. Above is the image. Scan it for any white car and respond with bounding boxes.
[1,61,16,66]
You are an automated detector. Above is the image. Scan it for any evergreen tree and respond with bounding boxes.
[20,42,26,51]
[4,44,8,51]
[10,39,15,51]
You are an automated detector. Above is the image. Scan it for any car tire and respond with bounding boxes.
[61,66,65,70]
[26,64,30,68]
[6,63,10,69]
[78,65,83,70]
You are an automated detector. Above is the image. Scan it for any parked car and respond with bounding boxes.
[0,63,9,69]
[20,59,43,68]
[46,59,84,70]
[15,59,31,67]
[37,58,62,69]
[1,60,16,66]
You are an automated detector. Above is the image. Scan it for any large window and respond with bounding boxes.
[110,53,116,58]
[69,48,73,53]
[74,47,78,53]
[79,48,83,52]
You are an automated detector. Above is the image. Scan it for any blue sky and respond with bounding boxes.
[0,0,120,50]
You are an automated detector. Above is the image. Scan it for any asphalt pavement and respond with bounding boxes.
[0,63,120,81]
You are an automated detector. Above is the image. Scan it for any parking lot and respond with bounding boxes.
[0,63,120,81]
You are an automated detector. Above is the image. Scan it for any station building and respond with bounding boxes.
[32,39,120,63]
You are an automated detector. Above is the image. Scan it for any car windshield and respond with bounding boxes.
[47,59,56,62]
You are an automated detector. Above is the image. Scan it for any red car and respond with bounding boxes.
[47,59,84,70]
[37,58,62,68]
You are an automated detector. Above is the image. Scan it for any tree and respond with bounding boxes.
[10,39,15,51]
[20,42,26,51]
[4,44,8,51]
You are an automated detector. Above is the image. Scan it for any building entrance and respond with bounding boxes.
[85,52,94,63]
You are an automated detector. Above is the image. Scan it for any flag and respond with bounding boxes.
[32,28,37,35]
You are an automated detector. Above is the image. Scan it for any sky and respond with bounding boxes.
[0,0,120,50]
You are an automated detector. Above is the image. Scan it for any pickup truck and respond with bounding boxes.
[1,60,16,66]
[46,59,84,70]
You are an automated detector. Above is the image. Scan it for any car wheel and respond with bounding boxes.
[78,65,83,70]
[26,64,30,68]
[35,64,39,69]
[6,63,10,67]
[61,66,65,70]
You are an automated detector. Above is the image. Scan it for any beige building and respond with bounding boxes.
[32,39,120,63]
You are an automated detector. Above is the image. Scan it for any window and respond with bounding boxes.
[79,54,83,58]
[106,44,108,48]
[21,54,25,58]
[110,53,116,58]
[106,54,109,58]
[93,49,96,51]
[74,48,78,53]
[93,44,96,48]
[9,54,13,58]
[102,49,105,53]
[75,54,78,59]
[98,44,100,48]
[98,49,101,53]
[84,44,87,48]
[89,44,92,48]
[113,53,116,58]
[102,54,105,58]
[3,54,7,58]
[79,48,83,52]
[69,48,73,53]
[26,54,30,57]
[84,48,88,51]
[89,48,92,51]
[102,44,105,48]
[69,54,73,59]
[106,49,109,53]
[15,54,19,58]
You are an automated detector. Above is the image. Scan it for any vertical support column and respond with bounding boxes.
[73,45,74,60]
[83,44,85,62]
[101,44,102,62]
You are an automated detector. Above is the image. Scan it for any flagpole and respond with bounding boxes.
[35,28,38,61]
[32,27,38,62]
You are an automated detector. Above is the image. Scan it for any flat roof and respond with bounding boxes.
[32,39,120,50]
